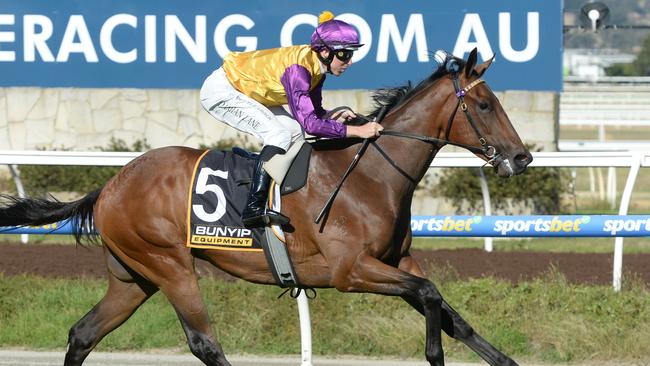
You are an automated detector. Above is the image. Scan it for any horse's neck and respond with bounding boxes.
[362,132,438,200]
[307,84,448,213]
[349,88,448,206]
[370,87,448,186]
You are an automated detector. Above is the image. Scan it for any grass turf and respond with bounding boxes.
[0,271,648,364]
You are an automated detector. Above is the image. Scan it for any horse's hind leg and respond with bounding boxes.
[104,240,231,366]
[64,249,158,366]
[398,254,519,366]
[158,279,230,366]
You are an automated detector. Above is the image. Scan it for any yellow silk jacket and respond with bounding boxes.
[221,45,324,106]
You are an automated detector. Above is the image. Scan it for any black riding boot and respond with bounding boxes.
[241,146,290,228]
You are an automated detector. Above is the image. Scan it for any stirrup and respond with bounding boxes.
[242,209,290,228]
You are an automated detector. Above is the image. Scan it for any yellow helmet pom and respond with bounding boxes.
[318,11,335,24]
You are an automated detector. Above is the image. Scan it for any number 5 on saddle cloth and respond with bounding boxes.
[186,143,311,288]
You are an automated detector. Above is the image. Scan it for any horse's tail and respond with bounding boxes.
[0,187,103,245]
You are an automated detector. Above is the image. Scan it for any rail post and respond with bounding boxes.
[478,169,493,252]
[8,164,28,244]
[297,292,313,366]
[613,152,642,292]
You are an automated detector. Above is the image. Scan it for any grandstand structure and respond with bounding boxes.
[559,76,650,151]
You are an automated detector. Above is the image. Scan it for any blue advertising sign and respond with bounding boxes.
[411,215,650,237]
[0,0,562,90]
[0,221,74,235]
[4,215,650,237]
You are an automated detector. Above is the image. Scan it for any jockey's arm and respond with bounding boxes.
[346,123,383,138]
[310,80,356,123]
[281,65,382,139]
[281,64,347,138]
[308,77,328,119]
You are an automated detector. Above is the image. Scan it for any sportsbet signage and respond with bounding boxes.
[410,215,650,237]
[3,215,649,237]
[0,0,562,90]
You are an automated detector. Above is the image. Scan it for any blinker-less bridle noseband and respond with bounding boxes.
[315,61,504,225]
[380,61,498,161]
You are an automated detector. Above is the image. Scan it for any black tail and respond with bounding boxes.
[0,188,103,245]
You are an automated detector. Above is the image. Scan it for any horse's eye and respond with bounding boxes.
[478,101,489,110]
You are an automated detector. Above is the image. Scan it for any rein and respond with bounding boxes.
[314,106,389,226]
[357,75,496,158]
[314,71,503,226]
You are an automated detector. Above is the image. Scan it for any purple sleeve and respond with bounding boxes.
[280,64,346,138]
[310,76,327,118]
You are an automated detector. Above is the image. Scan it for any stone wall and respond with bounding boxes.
[0,87,557,151]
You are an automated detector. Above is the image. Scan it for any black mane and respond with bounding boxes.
[365,56,466,120]
[312,56,466,151]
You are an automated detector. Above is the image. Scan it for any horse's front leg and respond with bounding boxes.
[398,254,519,366]
[332,253,445,366]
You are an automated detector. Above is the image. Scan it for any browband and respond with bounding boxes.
[456,79,485,97]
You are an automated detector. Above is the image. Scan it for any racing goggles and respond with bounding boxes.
[334,49,354,62]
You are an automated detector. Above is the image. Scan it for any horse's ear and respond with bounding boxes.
[474,54,495,78]
[464,48,478,78]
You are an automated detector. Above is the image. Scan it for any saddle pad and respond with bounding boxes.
[186,149,269,251]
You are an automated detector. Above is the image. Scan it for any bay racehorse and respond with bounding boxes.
[0,49,531,366]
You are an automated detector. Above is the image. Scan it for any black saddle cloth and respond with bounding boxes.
[186,144,312,251]
[187,150,264,250]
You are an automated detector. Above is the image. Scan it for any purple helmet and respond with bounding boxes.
[311,13,363,51]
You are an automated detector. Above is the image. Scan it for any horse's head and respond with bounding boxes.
[440,48,532,177]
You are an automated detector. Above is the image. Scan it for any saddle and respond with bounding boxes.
[187,106,364,288]
[235,142,312,196]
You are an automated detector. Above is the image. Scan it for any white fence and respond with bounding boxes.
[3,149,648,290]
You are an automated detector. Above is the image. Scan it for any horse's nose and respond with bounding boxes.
[514,151,533,170]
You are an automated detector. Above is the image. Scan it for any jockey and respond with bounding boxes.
[200,11,383,229]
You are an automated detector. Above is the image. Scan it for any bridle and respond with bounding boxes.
[379,66,500,163]
[314,63,508,226]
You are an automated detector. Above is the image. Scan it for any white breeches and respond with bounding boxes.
[199,68,304,151]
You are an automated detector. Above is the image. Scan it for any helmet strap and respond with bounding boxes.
[313,29,336,73]
[316,49,335,74]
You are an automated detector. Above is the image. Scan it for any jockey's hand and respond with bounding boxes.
[346,122,384,139]
[331,108,357,123]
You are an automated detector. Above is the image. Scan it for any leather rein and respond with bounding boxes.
[371,74,498,160]
[314,72,503,226]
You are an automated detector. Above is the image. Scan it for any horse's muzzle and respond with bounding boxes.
[494,151,533,177]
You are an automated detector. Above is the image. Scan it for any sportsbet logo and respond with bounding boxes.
[411,216,480,233]
[603,218,650,235]
[493,216,589,235]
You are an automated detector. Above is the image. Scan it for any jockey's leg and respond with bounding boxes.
[200,68,278,141]
[268,106,305,145]
[241,106,303,228]
[260,106,306,183]
[200,69,301,228]
[241,145,290,228]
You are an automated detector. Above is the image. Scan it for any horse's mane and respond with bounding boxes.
[365,56,466,120]
[311,56,466,151]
